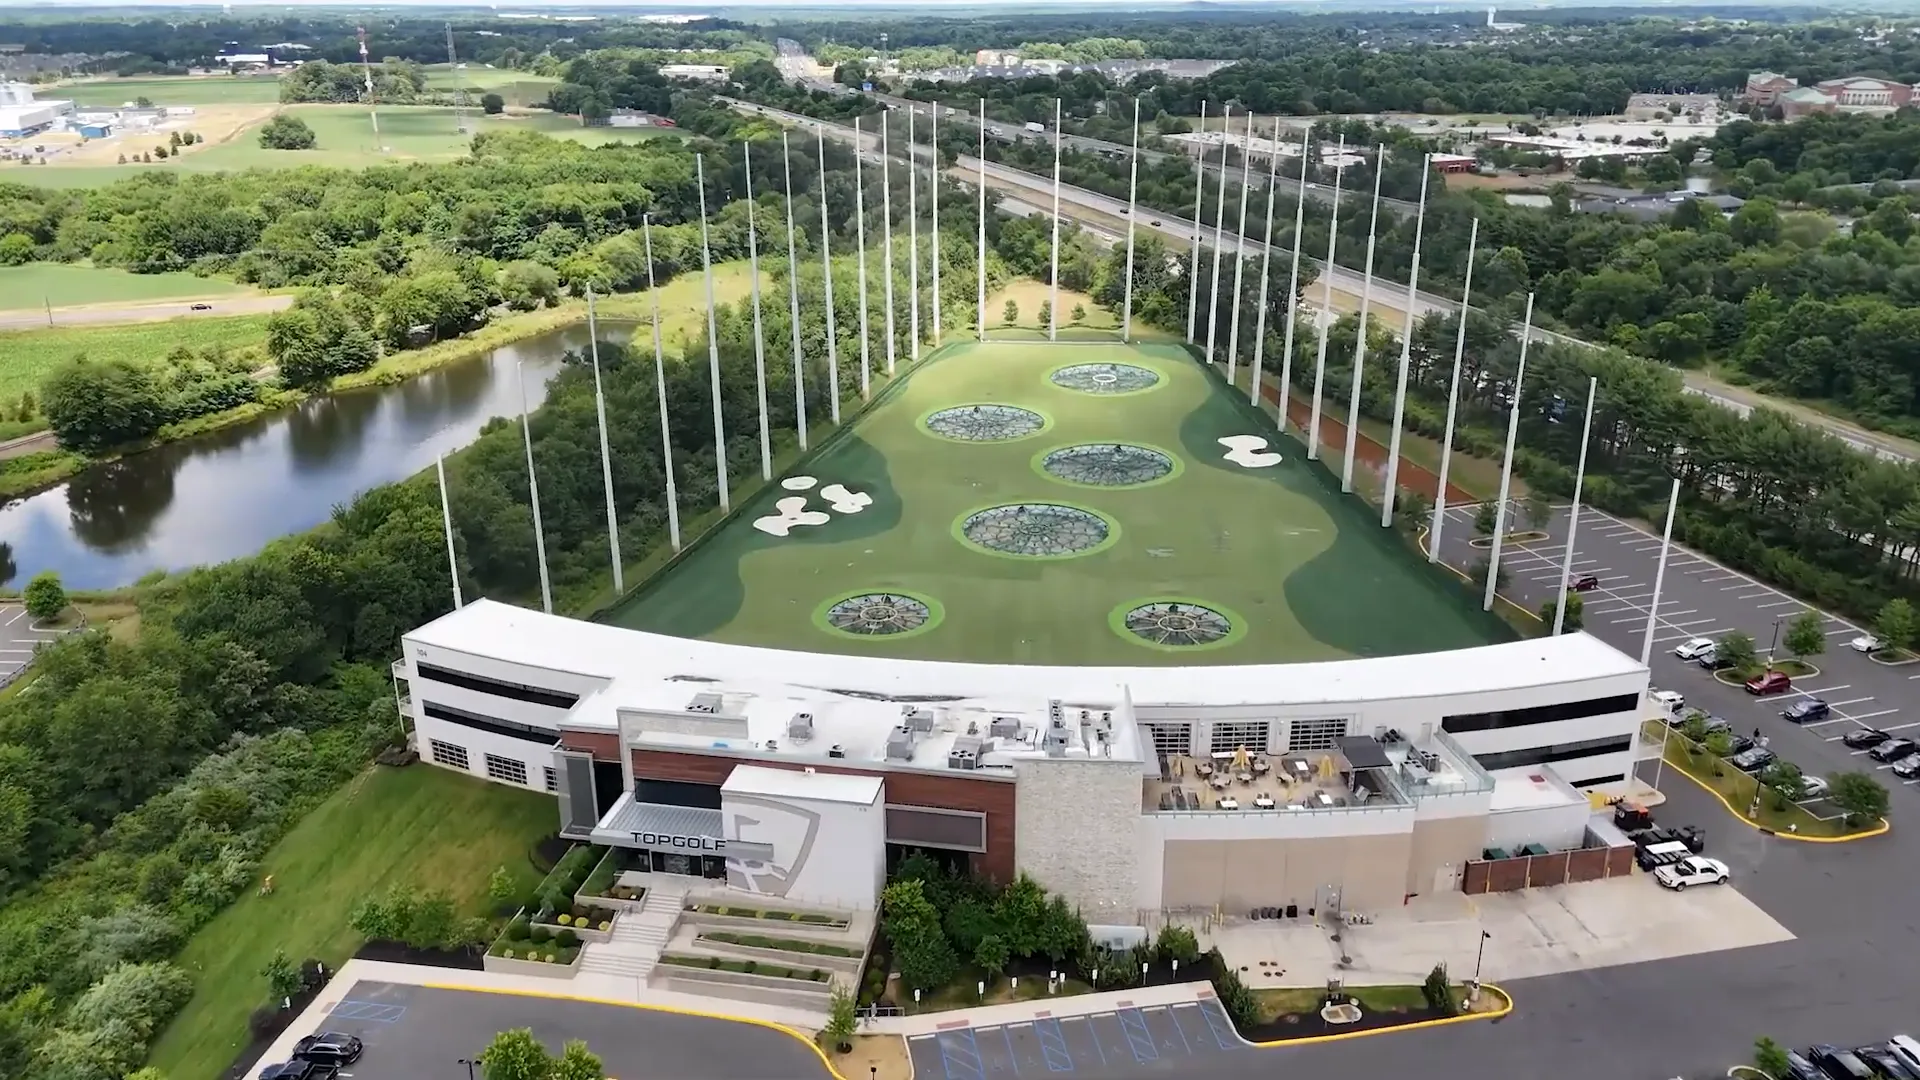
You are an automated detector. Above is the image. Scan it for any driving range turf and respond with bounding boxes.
[603,340,1509,665]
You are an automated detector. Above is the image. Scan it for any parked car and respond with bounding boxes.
[1728,746,1777,773]
[189,302,213,311]
[1857,1045,1920,1080]
[1809,1045,1877,1080]
[258,1062,338,1080]
[1868,738,1918,763]
[1887,1036,1920,1076]
[1781,1049,1826,1080]
[1699,714,1734,736]
[1746,670,1792,695]
[1800,776,1831,800]
[1653,855,1729,889]
[292,1032,364,1067]
[1673,637,1716,661]
[1694,644,1726,669]
[1893,756,1920,781]
[1783,699,1831,723]
[1724,734,1757,757]
[1843,727,1891,749]
[1569,573,1600,592]
[1651,689,1686,716]
[1850,633,1887,654]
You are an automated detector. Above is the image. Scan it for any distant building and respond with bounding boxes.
[660,64,728,82]
[77,121,110,138]
[1432,152,1477,174]
[608,110,666,127]
[1485,133,1666,163]
[1740,71,1799,107]
[918,57,1233,85]
[974,49,1018,67]
[1486,7,1525,31]
[1777,76,1916,118]
[216,53,273,68]
[0,81,73,138]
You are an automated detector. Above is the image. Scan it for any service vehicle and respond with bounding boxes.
[1654,855,1730,890]
[1024,121,1045,133]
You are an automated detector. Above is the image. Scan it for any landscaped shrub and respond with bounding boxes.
[530,925,552,945]
[1154,924,1200,966]
[1208,953,1258,1030]
[556,929,578,947]
[557,914,572,926]
[598,920,612,932]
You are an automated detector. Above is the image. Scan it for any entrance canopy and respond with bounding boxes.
[588,792,775,861]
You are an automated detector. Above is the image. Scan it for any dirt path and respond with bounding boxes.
[0,430,55,460]
[0,293,292,331]
[1251,377,1478,506]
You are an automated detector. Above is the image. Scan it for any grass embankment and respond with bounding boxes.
[1639,720,1872,838]
[145,765,555,1080]
[0,264,251,310]
[904,970,1095,1014]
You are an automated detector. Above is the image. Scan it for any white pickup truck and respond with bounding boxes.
[1024,121,1045,133]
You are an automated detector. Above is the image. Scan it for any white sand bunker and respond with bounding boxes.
[781,475,819,491]
[820,483,873,514]
[752,496,832,537]
[1218,435,1282,468]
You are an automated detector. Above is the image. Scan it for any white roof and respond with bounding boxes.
[1488,765,1589,811]
[723,763,882,805]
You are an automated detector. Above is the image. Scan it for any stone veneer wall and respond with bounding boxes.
[1012,756,1144,919]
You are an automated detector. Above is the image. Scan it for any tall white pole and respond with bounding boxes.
[586,286,622,593]
[1340,145,1387,494]
[882,111,897,375]
[1225,110,1254,388]
[643,216,680,551]
[1640,479,1683,664]
[816,126,840,426]
[782,132,807,450]
[745,142,772,481]
[931,104,941,345]
[977,97,987,342]
[696,154,729,512]
[1048,97,1062,342]
[907,106,921,363]
[1186,100,1207,345]
[435,453,461,609]
[1429,218,1480,561]
[1307,135,1346,461]
[517,359,552,615]
[1205,105,1232,364]
[1381,154,1433,527]
[1122,96,1140,343]
[1483,293,1535,613]
[1554,377,1599,635]
[1248,117,1280,409]
[1272,124,1309,422]
[855,117,872,400]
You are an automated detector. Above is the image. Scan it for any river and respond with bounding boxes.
[0,322,626,591]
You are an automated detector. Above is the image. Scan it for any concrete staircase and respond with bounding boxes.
[578,882,685,980]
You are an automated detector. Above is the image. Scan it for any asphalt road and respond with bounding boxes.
[0,293,292,331]
[0,603,71,686]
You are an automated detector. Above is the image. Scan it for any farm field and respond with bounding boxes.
[605,339,1508,664]
[0,264,251,310]
[421,62,559,105]
[0,313,271,401]
[143,765,556,1080]
[49,74,288,106]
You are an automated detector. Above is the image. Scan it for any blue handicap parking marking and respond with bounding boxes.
[326,1000,406,1024]
[937,1028,986,1080]
[1002,1024,1021,1076]
[1035,1018,1074,1073]
[1159,1006,1194,1056]
[1116,1008,1159,1064]
[1196,999,1238,1050]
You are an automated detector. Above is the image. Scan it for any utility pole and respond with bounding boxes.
[357,25,382,150]
[446,23,469,134]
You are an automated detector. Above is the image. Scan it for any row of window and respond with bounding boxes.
[1442,693,1640,735]
[1472,734,1633,773]
[422,700,558,745]
[416,662,581,710]
[426,739,556,791]
[1143,717,1348,758]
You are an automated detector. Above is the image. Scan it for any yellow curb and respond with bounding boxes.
[1248,984,1513,1047]
[1659,756,1891,844]
[419,981,845,1079]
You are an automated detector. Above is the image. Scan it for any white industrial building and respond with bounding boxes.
[0,82,74,138]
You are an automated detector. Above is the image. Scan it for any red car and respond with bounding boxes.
[1745,670,1791,696]
[1569,574,1600,592]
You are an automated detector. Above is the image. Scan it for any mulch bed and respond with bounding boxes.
[1239,996,1458,1042]
[352,938,486,970]
[219,961,333,1080]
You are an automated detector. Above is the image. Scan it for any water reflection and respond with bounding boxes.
[0,322,625,589]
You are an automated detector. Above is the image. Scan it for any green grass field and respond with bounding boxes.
[146,765,556,1080]
[51,74,288,107]
[605,340,1508,664]
[0,313,270,401]
[421,63,559,106]
[0,264,250,310]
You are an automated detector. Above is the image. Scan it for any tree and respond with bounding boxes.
[1422,962,1457,1017]
[1002,299,1018,325]
[487,865,515,910]
[1716,631,1757,674]
[23,571,66,621]
[1070,303,1086,324]
[992,874,1048,958]
[1473,501,1499,536]
[1524,492,1552,530]
[1704,730,1733,772]
[480,1028,552,1080]
[134,96,153,108]
[1540,591,1582,631]
[973,934,1009,982]
[261,949,301,1003]
[1875,598,1915,655]
[882,879,958,993]
[1762,760,1806,810]
[1783,610,1826,662]
[153,144,169,159]
[258,115,317,150]
[482,93,506,115]
[550,1040,605,1080]
[1828,771,1889,828]
[40,355,165,453]
[1755,1037,1791,1079]
[1038,300,1053,328]
[822,984,858,1052]
[168,131,182,149]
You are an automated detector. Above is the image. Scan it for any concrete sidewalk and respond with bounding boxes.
[865,980,1215,1036]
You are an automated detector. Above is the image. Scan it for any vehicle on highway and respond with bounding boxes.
[1149,219,1162,226]
[190,302,213,311]
[1868,737,1918,763]
[1844,728,1891,749]
[293,1033,363,1067]
[988,125,1004,136]
[1653,855,1729,890]
[1728,746,1777,773]
[1783,699,1831,723]
[1569,573,1600,592]
[1809,1045,1877,1080]
[1850,633,1888,653]
[1893,756,1920,781]
[1673,637,1715,661]
[1746,670,1792,695]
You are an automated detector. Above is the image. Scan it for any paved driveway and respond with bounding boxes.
[0,603,70,685]
[909,1000,1244,1080]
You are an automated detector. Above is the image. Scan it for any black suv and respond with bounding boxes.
[1869,738,1918,763]
[1842,727,1890,749]
[1783,699,1830,724]
[293,1032,364,1067]
[259,1062,338,1080]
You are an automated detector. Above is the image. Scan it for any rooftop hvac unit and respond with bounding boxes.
[1043,718,1070,757]
[885,726,915,761]
[765,739,778,753]
[989,716,1022,740]
[788,712,815,741]
[687,691,723,714]
[904,709,935,733]
[827,744,846,759]
[949,735,984,770]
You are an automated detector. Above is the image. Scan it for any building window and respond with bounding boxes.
[422,701,558,745]
[1210,721,1270,755]
[485,754,529,785]
[416,662,581,710]
[1144,723,1192,757]
[1473,735,1633,772]
[1287,717,1346,752]
[1566,771,1627,788]
[544,767,558,793]
[1442,693,1639,735]
[429,740,469,770]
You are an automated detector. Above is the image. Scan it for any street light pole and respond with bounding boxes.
[458,1058,478,1080]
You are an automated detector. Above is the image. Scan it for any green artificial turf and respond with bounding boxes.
[145,765,556,1080]
[604,340,1508,664]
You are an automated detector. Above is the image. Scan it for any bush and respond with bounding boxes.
[530,925,552,945]
[1154,924,1200,966]
[1208,953,1258,1030]
[258,114,316,150]
[1422,963,1458,1017]
[24,570,67,620]
[556,929,578,947]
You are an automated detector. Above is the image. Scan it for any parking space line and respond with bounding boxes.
[1801,716,1853,728]
[938,1029,986,1080]
[1116,1009,1158,1064]
[1847,709,1899,722]
[1161,1006,1194,1056]
[326,1001,407,1024]
[1824,628,1857,637]
[1003,1025,1021,1076]
[1081,1016,1107,1067]
[1196,1001,1237,1050]
[1795,684,1851,696]
[1035,1018,1073,1073]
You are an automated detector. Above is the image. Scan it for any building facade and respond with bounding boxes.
[395,600,1650,918]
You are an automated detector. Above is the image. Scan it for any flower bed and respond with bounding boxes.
[579,847,652,902]
[686,903,849,928]
[658,953,833,984]
[534,904,618,944]
[488,910,588,971]
[701,931,858,957]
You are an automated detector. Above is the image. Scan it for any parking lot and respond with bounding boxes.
[1431,502,1920,799]
[0,603,71,685]
[908,1000,1244,1079]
